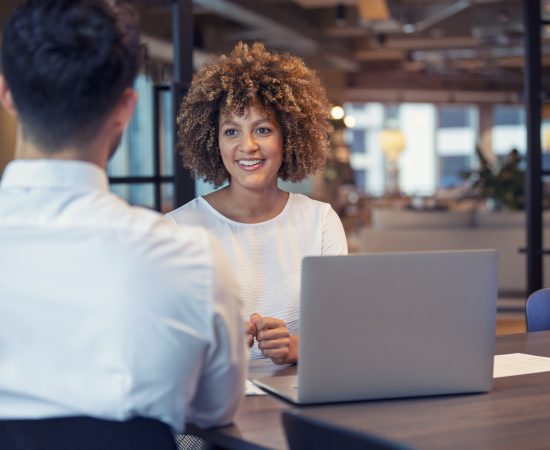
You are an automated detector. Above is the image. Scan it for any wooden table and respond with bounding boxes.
[188,331,550,450]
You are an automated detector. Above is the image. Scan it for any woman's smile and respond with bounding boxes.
[237,158,265,170]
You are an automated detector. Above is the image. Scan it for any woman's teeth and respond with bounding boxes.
[239,159,262,166]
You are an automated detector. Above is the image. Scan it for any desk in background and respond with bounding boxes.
[188,331,550,450]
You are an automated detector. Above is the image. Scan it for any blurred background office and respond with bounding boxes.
[2,0,550,332]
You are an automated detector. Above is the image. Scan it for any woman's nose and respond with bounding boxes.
[240,133,259,152]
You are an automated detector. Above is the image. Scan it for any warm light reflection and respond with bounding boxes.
[331,106,345,120]
[343,115,356,128]
[380,129,406,162]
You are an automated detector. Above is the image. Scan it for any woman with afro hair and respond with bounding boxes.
[167,42,347,365]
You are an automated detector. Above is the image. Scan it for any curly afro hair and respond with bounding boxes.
[177,42,333,188]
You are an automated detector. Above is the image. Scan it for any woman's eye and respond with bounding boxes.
[256,127,271,135]
[224,128,238,136]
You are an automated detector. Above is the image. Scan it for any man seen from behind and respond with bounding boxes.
[0,0,246,435]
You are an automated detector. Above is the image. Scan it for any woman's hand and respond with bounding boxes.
[250,313,298,365]
[244,314,260,348]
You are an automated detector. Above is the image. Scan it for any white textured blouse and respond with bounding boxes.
[166,193,348,359]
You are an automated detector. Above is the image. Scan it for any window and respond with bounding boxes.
[340,102,482,196]
[492,105,526,156]
[439,155,471,188]
[353,169,366,191]
[435,105,477,192]
[107,76,176,212]
[494,106,525,126]
[438,106,472,128]
[350,130,367,154]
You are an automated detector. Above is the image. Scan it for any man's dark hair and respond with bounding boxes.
[1,0,140,151]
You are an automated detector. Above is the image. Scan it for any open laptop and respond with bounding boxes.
[253,249,498,404]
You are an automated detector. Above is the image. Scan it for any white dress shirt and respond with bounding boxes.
[167,193,348,360]
[0,160,246,433]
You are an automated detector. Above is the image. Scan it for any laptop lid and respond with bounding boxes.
[255,250,497,404]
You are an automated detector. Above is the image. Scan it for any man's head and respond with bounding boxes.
[0,0,140,158]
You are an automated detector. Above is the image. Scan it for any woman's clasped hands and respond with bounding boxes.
[245,313,298,365]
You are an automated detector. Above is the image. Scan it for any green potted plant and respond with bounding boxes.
[464,146,525,211]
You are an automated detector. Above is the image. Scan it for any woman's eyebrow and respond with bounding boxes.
[251,117,275,126]
[220,117,273,127]
[220,118,240,127]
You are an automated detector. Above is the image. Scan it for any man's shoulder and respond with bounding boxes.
[96,193,194,232]
[91,193,213,259]
[165,197,212,227]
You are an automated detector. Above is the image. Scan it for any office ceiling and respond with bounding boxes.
[2,0,550,103]
[134,0,550,102]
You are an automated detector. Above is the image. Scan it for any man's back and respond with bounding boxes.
[0,160,246,432]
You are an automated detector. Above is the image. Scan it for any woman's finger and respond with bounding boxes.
[258,337,289,350]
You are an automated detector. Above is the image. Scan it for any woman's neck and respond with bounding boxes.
[206,184,289,224]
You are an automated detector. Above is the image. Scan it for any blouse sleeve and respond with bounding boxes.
[321,205,348,255]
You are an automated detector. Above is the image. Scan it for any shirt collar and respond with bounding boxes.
[0,159,109,193]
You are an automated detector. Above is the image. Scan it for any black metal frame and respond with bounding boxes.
[523,0,544,295]
[152,83,164,211]
[171,0,195,207]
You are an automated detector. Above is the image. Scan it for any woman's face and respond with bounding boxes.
[218,104,283,192]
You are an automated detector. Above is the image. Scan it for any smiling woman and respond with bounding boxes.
[166,42,348,366]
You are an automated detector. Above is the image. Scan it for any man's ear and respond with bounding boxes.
[111,88,138,132]
[0,75,17,117]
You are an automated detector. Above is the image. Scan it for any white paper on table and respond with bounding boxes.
[245,379,267,396]
[494,353,550,378]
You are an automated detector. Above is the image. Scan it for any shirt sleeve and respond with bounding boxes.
[186,234,247,428]
[321,205,348,255]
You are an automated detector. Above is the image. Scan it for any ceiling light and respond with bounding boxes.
[357,0,391,21]
[331,106,345,120]
[380,129,405,162]
[343,115,356,128]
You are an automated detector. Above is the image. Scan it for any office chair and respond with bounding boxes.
[282,409,414,450]
[526,288,550,332]
[0,416,177,450]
